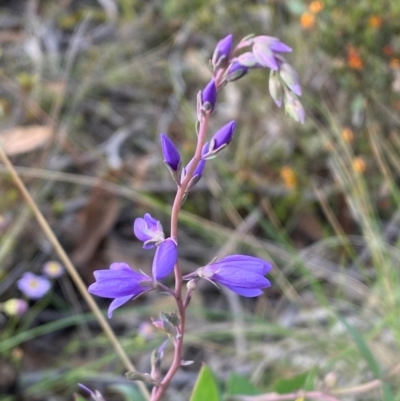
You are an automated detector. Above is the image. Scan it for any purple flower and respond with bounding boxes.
[212,34,233,69]
[161,134,181,172]
[237,52,260,68]
[209,121,236,153]
[88,263,154,318]
[17,272,51,300]
[252,41,279,70]
[134,213,165,249]
[42,261,64,278]
[225,62,248,82]
[201,79,217,112]
[189,255,272,297]
[88,239,178,317]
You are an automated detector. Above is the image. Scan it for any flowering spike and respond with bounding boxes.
[201,79,217,112]
[17,273,51,300]
[212,34,233,70]
[161,134,181,175]
[269,70,284,107]
[225,62,248,82]
[88,262,155,318]
[191,254,272,297]
[134,213,165,249]
[209,121,236,154]
[152,238,178,281]
[279,62,302,96]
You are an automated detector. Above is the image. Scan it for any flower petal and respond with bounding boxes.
[107,295,133,318]
[206,266,270,288]
[223,284,264,297]
[152,239,178,281]
[220,255,272,275]
[253,43,278,70]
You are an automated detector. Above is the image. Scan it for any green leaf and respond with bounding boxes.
[109,383,146,401]
[338,316,394,401]
[273,369,316,394]
[190,364,219,401]
[226,373,259,396]
[73,395,87,401]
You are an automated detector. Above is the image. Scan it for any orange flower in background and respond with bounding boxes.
[280,166,297,190]
[368,15,382,28]
[389,58,400,69]
[383,45,394,56]
[341,127,354,143]
[300,12,315,29]
[309,1,324,14]
[346,45,364,70]
[352,157,366,174]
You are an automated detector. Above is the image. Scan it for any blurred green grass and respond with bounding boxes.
[1,0,400,400]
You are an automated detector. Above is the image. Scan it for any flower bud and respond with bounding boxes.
[284,91,305,124]
[279,62,302,96]
[187,279,197,291]
[269,70,284,108]
[201,79,217,112]
[2,298,28,316]
[209,121,236,154]
[237,52,259,68]
[225,62,248,82]
[253,42,278,70]
[212,34,233,70]
[161,134,181,182]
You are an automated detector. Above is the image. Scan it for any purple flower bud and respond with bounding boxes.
[269,70,284,108]
[161,134,181,172]
[42,261,64,278]
[3,298,29,316]
[134,213,165,249]
[237,52,260,68]
[253,36,292,53]
[88,262,154,318]
[225,62,248,82]
[17,273,51,300]
[209,121,236,153]
[212,34,233,69]
[182,157,206,191]
[252,42,279,71]
[284,91,305,124]
[201,79,217,112]
[279,62,302,96]
[152,238,178,281]
[191,254,272,297]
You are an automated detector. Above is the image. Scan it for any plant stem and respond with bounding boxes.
[0,146,150,400]
[150,110,211,401]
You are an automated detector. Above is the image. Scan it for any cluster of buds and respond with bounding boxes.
[212,34,305,123]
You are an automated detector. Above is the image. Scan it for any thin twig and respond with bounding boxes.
[0,146,150,400]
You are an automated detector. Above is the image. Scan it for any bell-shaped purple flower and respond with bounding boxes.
[17,272,51,300]
[161,134,181,173]
[212,34,233,69]
[225,62,248,82]
[209,121,236,154]
[191,255,272,297]
[152,238,178,281]
[134,213,165,249]
[201,79,217,112]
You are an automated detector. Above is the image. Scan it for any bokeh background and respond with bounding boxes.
[1,0,400,400]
